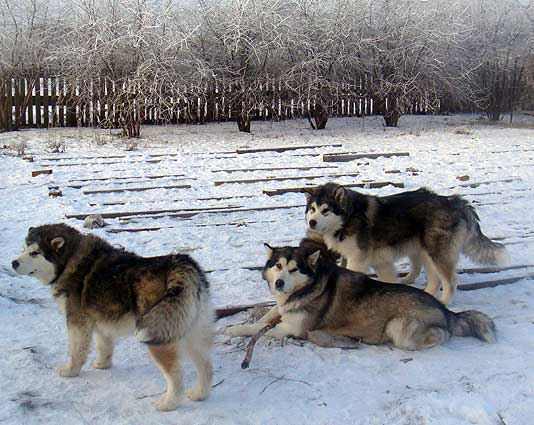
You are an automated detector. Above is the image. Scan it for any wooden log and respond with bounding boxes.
[214,172,361,186]
[212,165,337,173]
[323,152,410,162]
[32,169,53,177]
[236,143,342,154]
[82,183,191,195]
[263,182,404,197]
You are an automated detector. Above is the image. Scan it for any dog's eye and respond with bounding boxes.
[322,208,329,215]
[276,263,282,270]
[30,251,40,257]
[309,207,315,214]
[288,268,298,273]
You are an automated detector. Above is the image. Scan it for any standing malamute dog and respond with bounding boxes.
[226,244,496,350]
[303,183,509,304]
[11,224,213,411]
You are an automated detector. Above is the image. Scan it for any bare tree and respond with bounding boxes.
[462,0,533,122]
[0,0,60,130]
[191,0,290,132]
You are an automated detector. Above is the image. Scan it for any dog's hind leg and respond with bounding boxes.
[420,252,441,297]
[399,254,422,285]
[184,321,213,401]
[148,343,183,411]
[433,257,458,305]
[386,317,450,350]
[373,262,399,283]
[307,330,361,348]
[93,330,113,369]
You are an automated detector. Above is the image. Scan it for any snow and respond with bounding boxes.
[1,114,533,424]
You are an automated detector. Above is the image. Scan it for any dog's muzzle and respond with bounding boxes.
[275,279,285,290]
[11,260,19,270]
[309,219,317,229]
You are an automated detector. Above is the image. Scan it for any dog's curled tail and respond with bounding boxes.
[449,310,496,343]
[457,198,510,266]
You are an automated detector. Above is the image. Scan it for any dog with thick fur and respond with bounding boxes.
[225,244,496,350]
[11,224,213,411]
[303,183,509,304]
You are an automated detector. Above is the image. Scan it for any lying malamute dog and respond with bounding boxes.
[11,224,213,411]
[226,244,496,350]
[303,183,509,304]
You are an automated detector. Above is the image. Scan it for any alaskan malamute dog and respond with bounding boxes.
[303,183,509,304]
[12,224,213,411]
[226,244,496,350]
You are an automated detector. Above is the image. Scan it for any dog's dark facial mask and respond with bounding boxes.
[304,183,346,235]
[12,224,78,284]
[262,244,320,296]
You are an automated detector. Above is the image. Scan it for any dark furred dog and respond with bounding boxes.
[12,224,213,411]
[303,183,509,304]
[226,245,496,350]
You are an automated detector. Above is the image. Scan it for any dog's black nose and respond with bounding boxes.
[309,219,317,228]
[275,279,285,290]
[11,260,19,270]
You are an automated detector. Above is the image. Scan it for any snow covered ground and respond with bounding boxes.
[1,114,533,424]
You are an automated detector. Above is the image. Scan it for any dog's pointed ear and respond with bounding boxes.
[50,237,65,251]
[308,250,321,269]
[302,188,314,203]
[264,243,274,259]
[334,185,346,205]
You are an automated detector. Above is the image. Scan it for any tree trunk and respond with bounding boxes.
[307,102,329,130]
[237,115,251,133]
[379,96,401,127]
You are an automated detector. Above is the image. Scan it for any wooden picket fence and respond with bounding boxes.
[0,76,434,132]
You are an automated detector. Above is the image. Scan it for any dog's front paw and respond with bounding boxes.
[153,395,179,411]
[59,364,81,377]
[224,325,248,337]
[187,385,210,401]
[92,359,112,369]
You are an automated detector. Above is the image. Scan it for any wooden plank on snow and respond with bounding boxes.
[66,204,241,220]
[212,165,337,173]
[323,152,410,162]
[236,143,342,154]
[214,172,361,186]
[69,173,186,183]
[82,183,191,195]
[458,272,534,291]
[263,181,404,196]
[117,204,305,221]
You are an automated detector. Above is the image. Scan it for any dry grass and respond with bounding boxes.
[46,135,67,153]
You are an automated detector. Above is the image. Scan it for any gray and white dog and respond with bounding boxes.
[12,224,213,411]
[226,244,496,350]
[303,183,509,304]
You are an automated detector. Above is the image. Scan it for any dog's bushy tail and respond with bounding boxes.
[449,310,496,343]
[452,196,510,266]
